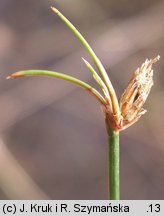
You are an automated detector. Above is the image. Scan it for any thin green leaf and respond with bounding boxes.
[7,70,106,105]
[51,7,120,119]
[82,58,111,101]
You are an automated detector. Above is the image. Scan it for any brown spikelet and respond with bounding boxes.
[118,55,160,130]
[104,55,160,131]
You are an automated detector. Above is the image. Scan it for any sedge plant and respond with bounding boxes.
[7,7,160,200]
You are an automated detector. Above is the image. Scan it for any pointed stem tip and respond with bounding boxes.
[6,72,24,79]
[6,76,11,80]
[51,6,59,14]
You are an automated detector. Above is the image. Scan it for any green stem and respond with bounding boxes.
[108,129,120,200]
[8,70,106,105]
[51,7,120,118]
[82,58,110,98]
[51,7,108,83]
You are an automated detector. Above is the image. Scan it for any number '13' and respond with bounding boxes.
[149,204,160,212]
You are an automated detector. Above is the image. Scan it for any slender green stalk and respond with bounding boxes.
[51,7,120,118]
[82,58,110,99]
[51,7,107,82]
[7,70,106,105]
[108,129,120,200]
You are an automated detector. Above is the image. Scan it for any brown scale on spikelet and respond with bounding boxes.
[105,56,160,131]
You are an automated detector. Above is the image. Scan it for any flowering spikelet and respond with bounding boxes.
[105,56,160,131]
[119,55,160,130]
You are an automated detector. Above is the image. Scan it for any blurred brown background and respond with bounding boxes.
[0,0,163,199]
